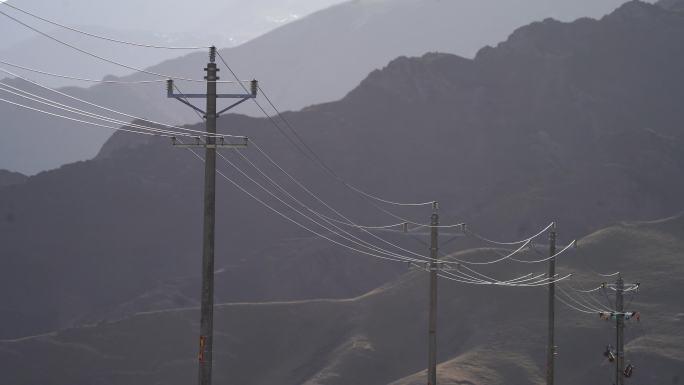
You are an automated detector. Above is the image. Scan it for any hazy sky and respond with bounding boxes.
[0,0,348,49]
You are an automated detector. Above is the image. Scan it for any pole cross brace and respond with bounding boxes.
[171,136,248,148]
[407,261,453,272]
[167,79,258,118]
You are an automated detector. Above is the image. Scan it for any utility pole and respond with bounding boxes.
[546,222,557,385]
[615,275,625,385]
[427,201,439,385]
[599,275,640,385]
[166,46,257,385]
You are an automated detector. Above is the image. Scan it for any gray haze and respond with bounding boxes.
[0,0,346,87]
[0,0,657,88]
[1,2,684,383]
[0,0,658,174]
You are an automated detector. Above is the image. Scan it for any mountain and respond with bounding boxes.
[0,26,236,89]
[0,169,26,187]
[0,0,656,174]
[658,0,684,11]
[2,0,684,341]
[0,0,347,89]
[2,215,683,385]
[0,0,345,51]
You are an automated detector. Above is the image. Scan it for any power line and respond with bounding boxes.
[507,241,577,264]
[0,10,225,83]
[557,285,607,313]
[183,144,420,265]
[0,59,169,84]
[464,222,555,246]
[0,67,242,138]
[1,2,211,50]
[567,284,604,293]
[555,292,598,314]
[0,96,169,137]
[227,148,427,262]
[240,140,546,267]
[0,83,195,137]
[0,59,249,84]
[214,51,445,212]
[260,83,435,207]
[202,143,560,286]
[216,149,424,264]
[246,140,461,262]
[444,241,532,266]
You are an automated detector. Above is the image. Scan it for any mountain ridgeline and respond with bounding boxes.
[2,0,684,337]
[1,1,684,384]
[0,0,650,174]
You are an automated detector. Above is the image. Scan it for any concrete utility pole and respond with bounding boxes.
[167,46,257,385]
[546,222,557,385]
[427,201,439,385]
[615,275,625,385]
[599,275,639,385]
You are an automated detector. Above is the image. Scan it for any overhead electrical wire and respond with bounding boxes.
[241,140,463,263]
[0,59,169,84]
[213,148,426,264]
[230,140,539,267]
[0,83,196,137]
[215,51,453,223]
[0,74,448,268]
[0,18,585,289]
[443,270,545,286]
[508,241,576,264]
[0,9,231,83]
[557,285,606,313]
[253,73,433,206]
[567,284,605,293]
[182,144,423,265]
[233,134,557,267]
[194,141,559,285]
[574,286,616,311]
[439,269,570,287]
[555,293,599,315]
[561,284,612,312]
[1,2,210,50]
[446,241,532,266]
[456,260,571,287]
[0,67,242,138]
[594,271,621,278]
[0,96,170,137]
[464,222,555,246]
[217,145,570,287]
[217,54,476,229]
[223,148,431,264]
[260,83,435,207]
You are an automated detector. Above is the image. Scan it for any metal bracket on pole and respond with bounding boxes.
[167,78,258,119]
[171,136,249,148]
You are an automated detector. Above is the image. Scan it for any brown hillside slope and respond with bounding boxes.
[1,215,682,385]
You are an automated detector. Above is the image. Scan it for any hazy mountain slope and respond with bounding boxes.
[0,0,344,51]
[2,216,682,385]
[2,0,684,340]
[658,0,684,11]
[0,0,653,174]
[0,169,26,187]
[0,26,229,89]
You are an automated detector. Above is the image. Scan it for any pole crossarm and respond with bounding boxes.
[171,136,249,148]
[167,78,258,118]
